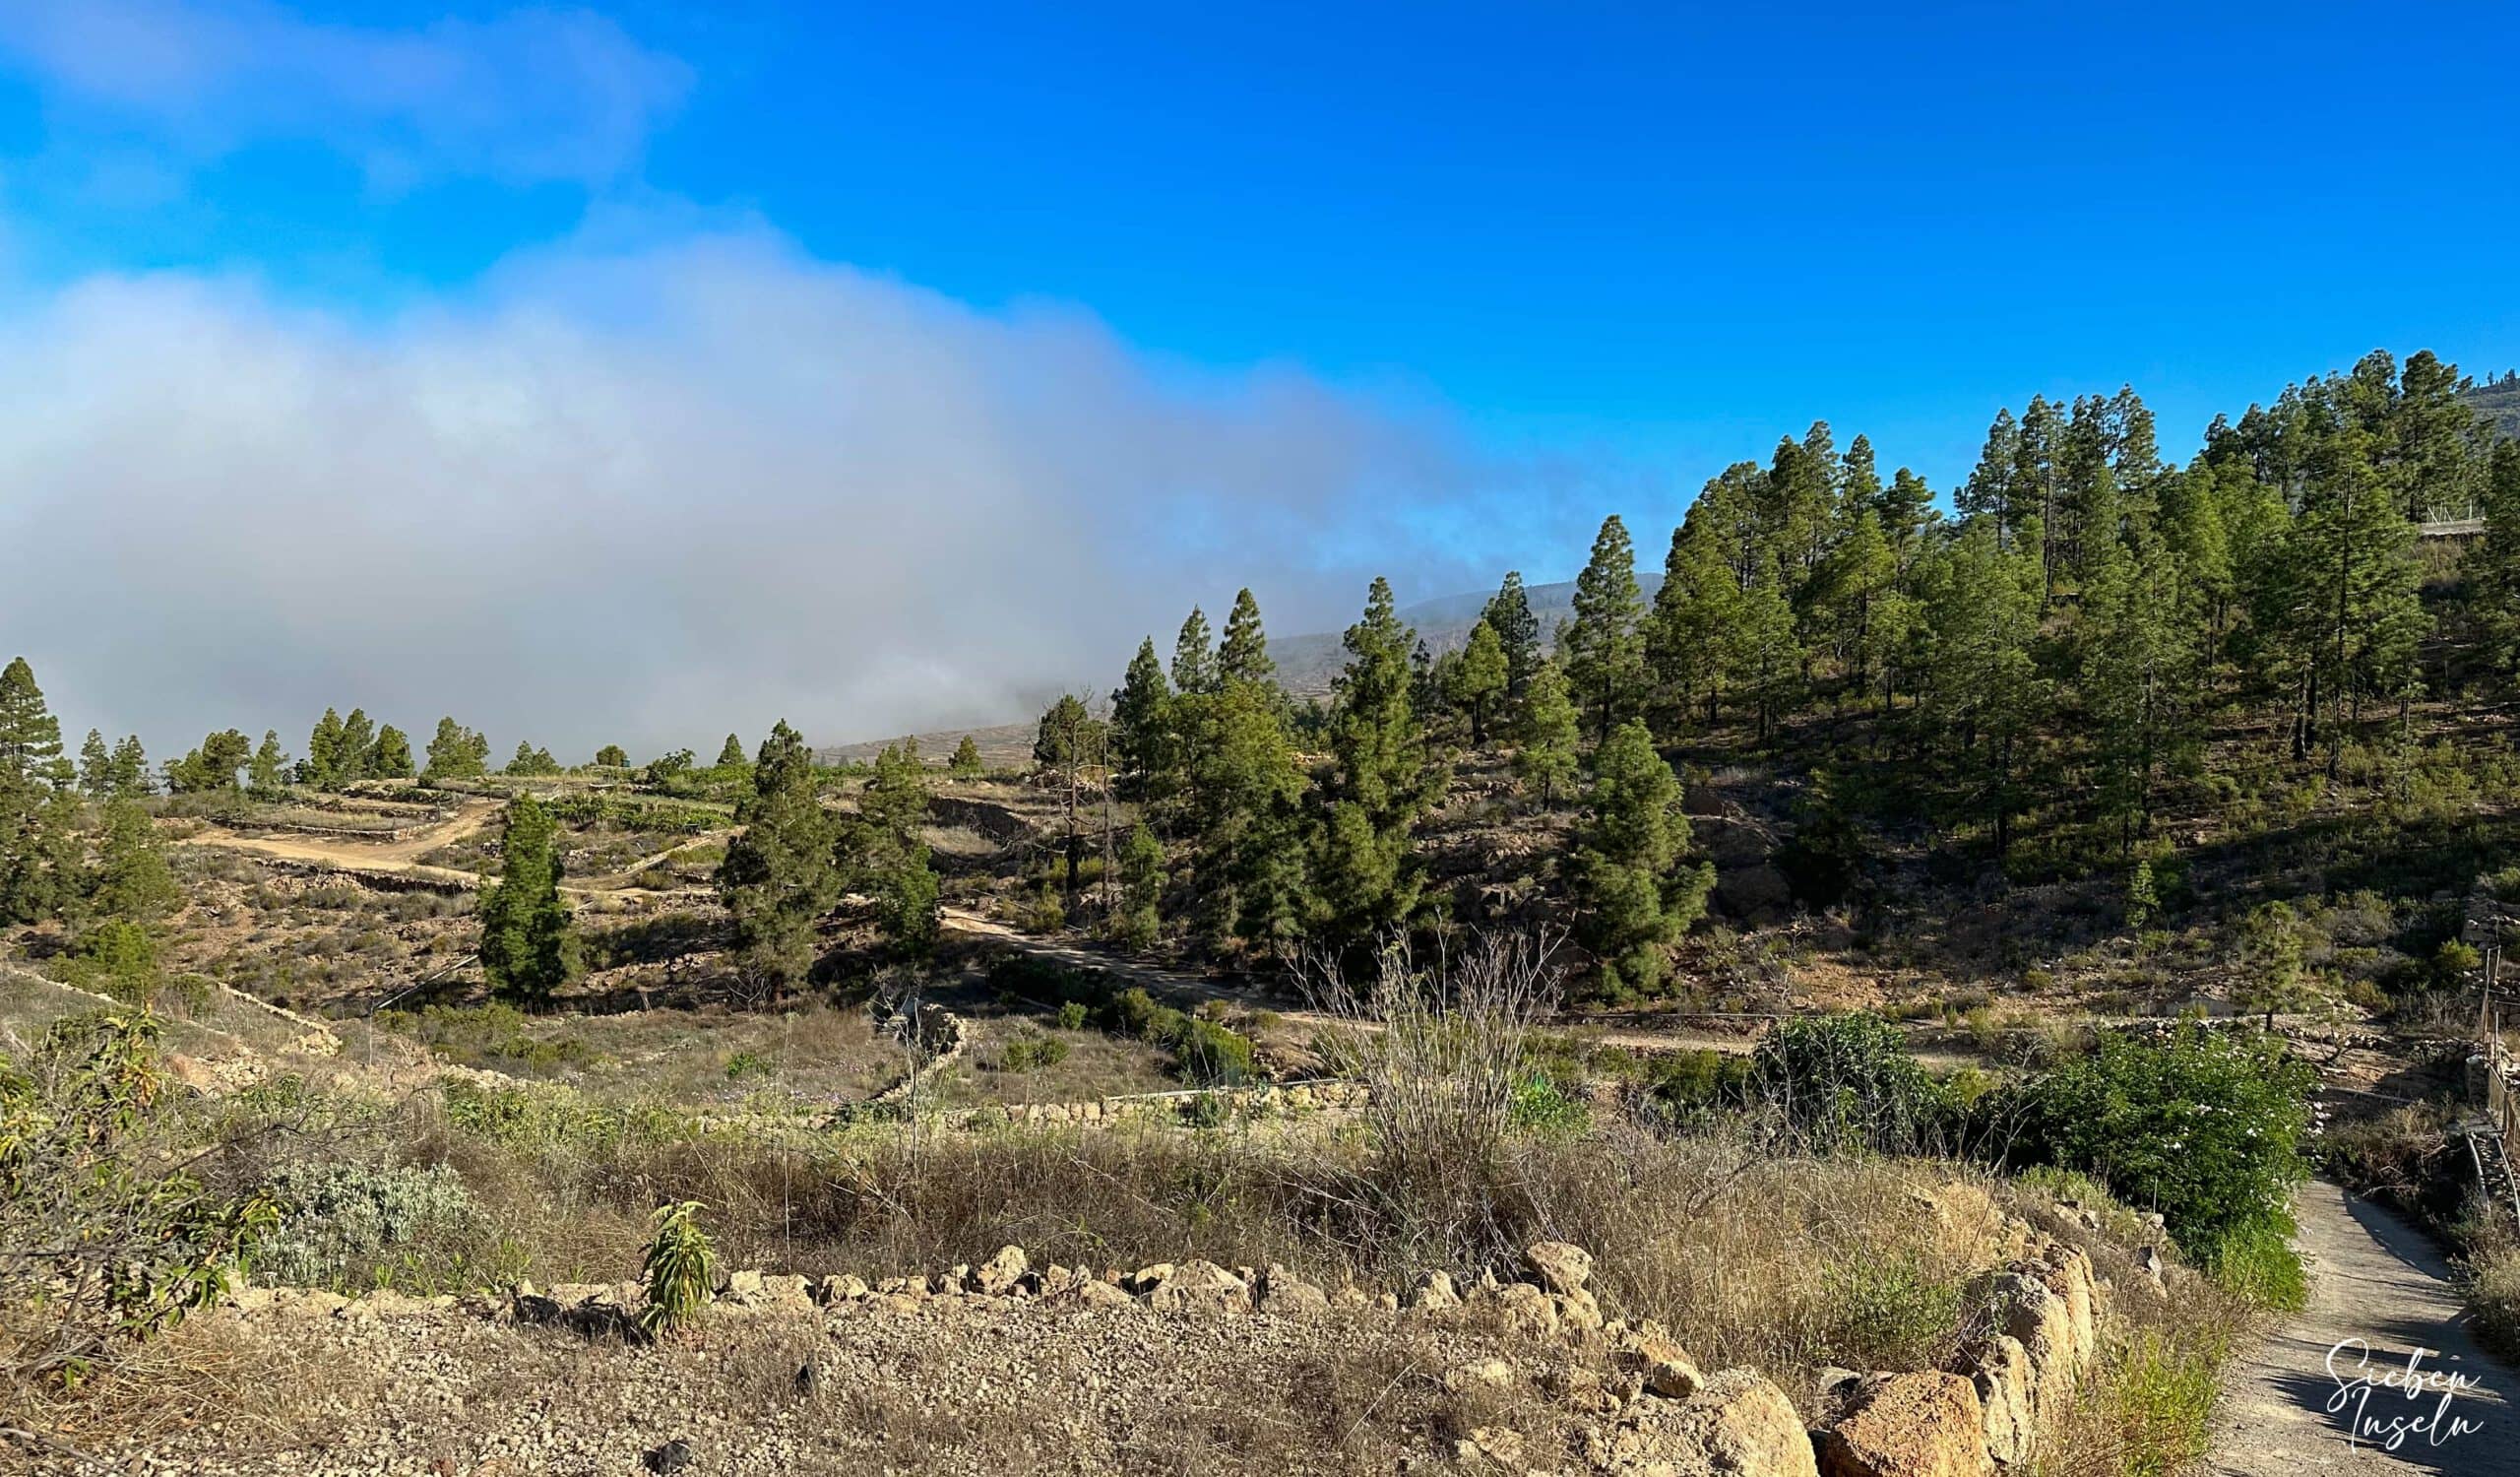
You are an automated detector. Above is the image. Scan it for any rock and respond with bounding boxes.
[1143,1259,1251,1315]
[1604,1367,1817,1477]
[1967,1336,2036,1468]
[2132,1246,2163,1282]
[1457,1426,1527,1467]
[1555,1286,1606,1334]
[1406,1270,1461,1311]
[1612,1323,1703,1399]
[723,1269,765,1300]
[1487,1281,1558,1339]
[1523,1241,1595,1295]
[756,1274,813,1309]
[1068,1278,1133,1309]
[1257,1263,1328,1313]
[972,1245,1030,1296]
[814,1274,869,1305]
[1125,1262,1177,1294]
[643,1439,693,1474]
[1818,1372,1993,1477]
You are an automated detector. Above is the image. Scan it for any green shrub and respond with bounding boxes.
[1054,1001,1089,1031]
[2105,1329,2227,1477]
[257,1162,481,1290]
[2199,1216,2308,1311]
[2001,1025,2314,1267]
[1172,1017,1256,1086]
[995,1032,1072,1072]
[1751,1012,1954,1155]
[1179,1091,1232,1128]
[1822,1253,1962,1371]
[724,1051,772,1081]
[1508,1070,1590,1135]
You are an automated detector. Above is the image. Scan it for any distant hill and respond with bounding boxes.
[1272,573,1666,696]
[2468,377,2520,439]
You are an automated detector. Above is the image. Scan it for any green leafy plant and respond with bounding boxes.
[638,1201,718,1335]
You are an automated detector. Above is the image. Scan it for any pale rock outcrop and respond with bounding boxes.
[1595,1367,1818,1477]
[1818,1372,1993,1477]
[1525,1241,1597,1296]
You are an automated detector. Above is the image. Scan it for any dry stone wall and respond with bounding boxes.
[220,1211,2113,1476]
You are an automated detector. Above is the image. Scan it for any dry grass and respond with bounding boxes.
[9,1314,383,1454]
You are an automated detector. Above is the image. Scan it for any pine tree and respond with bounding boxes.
[305,708,346,790]
[423,718,489,782]
[1034,694,1105,912]
[92,798,180,925]
[1516,659,1581,807]
[1480,571,1544,702]
[247,731,290,799]
[337,708,377,786]
[595,744,631,768]
[106,736,150,798]
[849,740,940,956]
[1170,608,1218,696]
[166,731,251,794]
[1811,508,1895,704]
[1732,557,1805,741]
[1109,636,1174,803]
[717,734,749,768]
[1114,821,1165,947]
[1312,577,1444,938]
[1648,505,1741,727]
[0,657,71,797]
[1574,721,1713,998]
[1445,618,1509,744]
[2252,423,2426,766]
[2079,538,2199,853]
[1564,515,1648,741]
[716,722,841,992]
[2474,439,2520,676]
[1919,519,2048,863]
[1877,467,1935,573]
[1186,675,1307,947]
[948,736,986,779]
[1218,588,1276,688]
[78,731,111,796]
[369,725,415,780]
[506,741,561,777]
[478,793,580,1004]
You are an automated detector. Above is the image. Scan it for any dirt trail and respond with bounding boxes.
[175,798,500,882]
[175,801,720,898]
[936,908,1758,1057]
[2211,1178,2520,1476]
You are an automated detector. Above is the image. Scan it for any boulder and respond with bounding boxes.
[1600,1367,1817,1477]
[1406,1269,1462,1312]
[1487,1281,1559,1339]
[1257,1263,1329,1314]
[1142,1259,1251,1315]
[1818,1372,1993,1477]
[1124,1262,1177,1294]
[1612,1322,1704,1400]
[814,1274,869,1305]
[1967,1336,2037,1468]
[971,1245,1030,1297]
[1524,1241,1596,1296]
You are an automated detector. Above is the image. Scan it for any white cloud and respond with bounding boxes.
[0,0,689,184]
[0,229,1594,758]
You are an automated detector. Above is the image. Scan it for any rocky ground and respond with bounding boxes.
[23,1220,2113,1477]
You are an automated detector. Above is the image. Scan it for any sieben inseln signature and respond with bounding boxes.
[2326,1338,2486,1451]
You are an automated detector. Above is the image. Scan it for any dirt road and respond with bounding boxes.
[2211,1178,2519,1476]
[936,907,1760,1057]
[175,800,722,897]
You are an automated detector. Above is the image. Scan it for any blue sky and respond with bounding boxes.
[6,3,2516,487]
[2,1,2515,750]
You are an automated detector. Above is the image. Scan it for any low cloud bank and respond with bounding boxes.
[0,230,1601,758]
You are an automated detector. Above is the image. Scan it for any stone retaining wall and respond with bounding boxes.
[222,1208,2120,1476]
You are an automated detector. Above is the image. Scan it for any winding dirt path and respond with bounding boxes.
[2211,1178,2520,1476]
[935,908,1759,1057]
